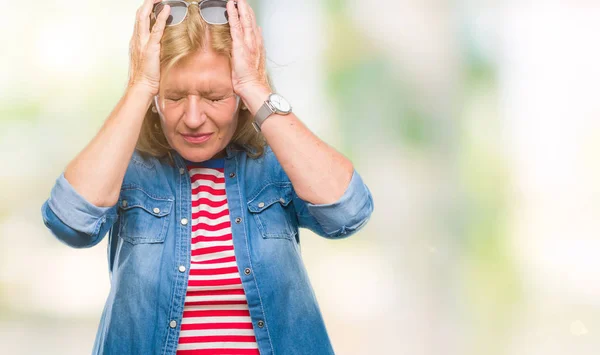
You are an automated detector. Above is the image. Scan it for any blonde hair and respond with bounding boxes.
[136,5,267,165]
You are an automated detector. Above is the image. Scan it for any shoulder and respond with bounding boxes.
[130,149,159,170]
[123,149,161,180]
[241,144,289,183]
[121,149,173,195]
[240,145,294,204]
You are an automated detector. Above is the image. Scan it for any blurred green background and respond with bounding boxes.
[2,1,600,354]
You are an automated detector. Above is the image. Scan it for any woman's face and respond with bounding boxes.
[157,49,239,162]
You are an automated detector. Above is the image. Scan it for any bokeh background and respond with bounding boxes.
[2,0,600,354]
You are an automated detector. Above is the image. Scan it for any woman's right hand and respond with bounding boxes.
[127,0,171,96]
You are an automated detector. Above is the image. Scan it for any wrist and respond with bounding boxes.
[127,82,157,101]
[125,84,156,113]
[237,84,272,116]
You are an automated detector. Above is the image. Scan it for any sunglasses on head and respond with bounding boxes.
[153,0,237,26]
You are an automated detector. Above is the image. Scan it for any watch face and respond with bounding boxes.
[269,94,291,113]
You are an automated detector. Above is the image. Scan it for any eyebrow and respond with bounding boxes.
[165,88,231,96]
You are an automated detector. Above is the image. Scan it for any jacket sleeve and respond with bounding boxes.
[41,172,119,248]
[292,169,374,239]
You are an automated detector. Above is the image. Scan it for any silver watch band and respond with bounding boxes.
[252,101,275,132]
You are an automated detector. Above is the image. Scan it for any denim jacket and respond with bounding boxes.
[41,144,374,355]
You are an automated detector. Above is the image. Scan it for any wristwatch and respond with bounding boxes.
[252,93,292,132]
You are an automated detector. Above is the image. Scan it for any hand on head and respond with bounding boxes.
[226,0,270,95]
[127,0,270,99]
[127,0,171,95]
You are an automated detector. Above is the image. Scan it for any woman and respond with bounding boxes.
[41,0,374,354]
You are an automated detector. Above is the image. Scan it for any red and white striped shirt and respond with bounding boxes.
[176,159,260,355]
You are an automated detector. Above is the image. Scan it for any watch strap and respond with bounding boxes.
[252,99,275,132]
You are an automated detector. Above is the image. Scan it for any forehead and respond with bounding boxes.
[163,49,232,93]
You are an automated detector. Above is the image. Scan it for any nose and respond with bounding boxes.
[182,95,209,129]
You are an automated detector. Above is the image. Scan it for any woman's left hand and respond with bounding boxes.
[227,0,270,96]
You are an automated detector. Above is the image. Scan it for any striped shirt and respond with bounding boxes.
[176,158,260,355]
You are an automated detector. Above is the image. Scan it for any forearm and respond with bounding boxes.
[64,85,154,208]
[241,86,354,205]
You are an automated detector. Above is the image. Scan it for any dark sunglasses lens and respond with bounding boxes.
[200,0,229,24]
[154,2,188,26]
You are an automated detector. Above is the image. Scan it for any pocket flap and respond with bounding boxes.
[247,183,293,213]
[119,188,173,217]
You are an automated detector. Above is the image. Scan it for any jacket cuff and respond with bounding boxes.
[47,172,118,236]
[306,170,373,236]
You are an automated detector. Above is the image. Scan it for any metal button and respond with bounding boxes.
[181,218,189,226]
[122,200,128,207]
[258,202,265,208]
[153,207,160,214]
[244,268,251,275]
[169,320,177,328]
[178,265,186,273]
[179,168,185,175]
[229,172,236,178]
[279,198,285,204]
[257,320,265,328]
[235,217,242,224]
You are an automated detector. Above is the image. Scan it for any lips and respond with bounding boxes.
[182,133,213,144]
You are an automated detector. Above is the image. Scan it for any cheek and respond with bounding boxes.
[157,116,180,149]
[160,116,177,137]
[214,107,239,136]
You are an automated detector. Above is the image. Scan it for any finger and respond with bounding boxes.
[227,1,243,44]
[138,0,162,40]
[257,26,265,69]
[255,25,262,51]
[250,7,261,53]
[237,0,255,47]
[252,17,262,64]
[249,5,259,38]
[149,4,171,44]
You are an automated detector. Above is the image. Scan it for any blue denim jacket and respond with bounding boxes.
[41,144,374,355]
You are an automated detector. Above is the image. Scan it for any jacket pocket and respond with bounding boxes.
[247,182,297,240]
[118,187,174,244]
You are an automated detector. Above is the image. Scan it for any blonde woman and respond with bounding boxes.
[41,0,374,354]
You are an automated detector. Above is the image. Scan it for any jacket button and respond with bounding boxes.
[257,320,265,328]
[258,202,265,208]
[179,168,185,175]
[178,265,186,273]
[122,200,128,207]
[181,218,189,225]
[279,198,285,204]
[153,207,160,214]
[244,268,251,275]
[235,217,242,224]
[169,320,177,328]
[229,172,236,178]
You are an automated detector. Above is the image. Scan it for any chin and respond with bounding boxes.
[179,149,215,163]
[177,143,227,163]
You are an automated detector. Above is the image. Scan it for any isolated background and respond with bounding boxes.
[1,1,600,354]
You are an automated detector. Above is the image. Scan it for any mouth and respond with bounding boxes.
[181,133,213,144]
